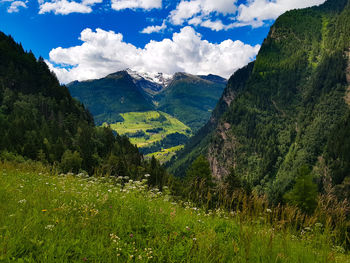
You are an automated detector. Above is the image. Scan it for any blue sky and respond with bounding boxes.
[0,0,326,83]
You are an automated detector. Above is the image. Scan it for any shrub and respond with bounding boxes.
[60,150,83,173]
[284,165,318,214]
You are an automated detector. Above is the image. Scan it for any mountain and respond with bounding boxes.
[168,0,350,203]
[68,70,226,130]
[156,72,227,131]
[67,71,155,125]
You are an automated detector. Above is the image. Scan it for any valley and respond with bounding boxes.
[68,70,226,162]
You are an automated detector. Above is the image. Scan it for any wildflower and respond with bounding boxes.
[138,255,142,260]
[130,255,134,259]
[185,226,190,231]
[266,208,272,213]
[144,174,150,178]
[45,225,55,231]
[193,238,197,241]
[41,209,47,212]
[315,223,323,228]
[130,233,134,238]
[18,199,27,204]
[82,257,87,261]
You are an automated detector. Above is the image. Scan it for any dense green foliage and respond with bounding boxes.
[1,162,349,262]
[184,155,214,206]
[170,0,350,204]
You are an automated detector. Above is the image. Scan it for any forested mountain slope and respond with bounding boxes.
[168,0,350,203]
[156,72,227,131]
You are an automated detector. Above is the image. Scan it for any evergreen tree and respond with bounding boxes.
[284,166,318,214]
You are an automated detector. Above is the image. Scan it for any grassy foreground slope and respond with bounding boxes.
[0,161,349,262]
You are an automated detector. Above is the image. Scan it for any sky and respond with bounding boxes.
[0,0,326,83]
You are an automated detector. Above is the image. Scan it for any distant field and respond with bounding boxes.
[107,110,190,149]
[106,111,191,161]
[145,145,184,164]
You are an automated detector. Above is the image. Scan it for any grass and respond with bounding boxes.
[145,145,184,164]
[0,161,349,262]
[108,111,190,148]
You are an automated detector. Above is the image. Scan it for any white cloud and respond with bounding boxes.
[141,20,166,34]
[7,0,27,13]
[48,27,260,83]
[237,0,327,26]
[200,19,227,31]
[38,0,102,15]
[169,1,202,25]
[111,0,162,11]
[169,0,237,31]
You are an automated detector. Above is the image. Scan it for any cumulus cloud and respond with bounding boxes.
[141,20,166,34]
[169,0,237,31]
[111,0,162,11]
[237,0,327,25]
[38,0,102,15]
[48,27,260,83]
[7,0,27,13]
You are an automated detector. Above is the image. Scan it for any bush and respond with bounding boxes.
[0,150,25,163]
[60,150,83,174]
[185,155,215,205]
[284,166,318,214]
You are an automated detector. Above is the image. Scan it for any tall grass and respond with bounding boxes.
[0,161,349,262]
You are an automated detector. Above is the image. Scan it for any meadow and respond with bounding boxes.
[146,145,184,164]
[0,161,349,262]
[108,111,191,148]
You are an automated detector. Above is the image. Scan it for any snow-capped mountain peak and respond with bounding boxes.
[126,68,173,88]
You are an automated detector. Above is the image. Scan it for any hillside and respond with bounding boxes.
[1,161,349,262]
[169,0,350,203]
[68,71,155,125]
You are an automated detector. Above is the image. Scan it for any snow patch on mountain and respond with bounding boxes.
[126,68,173,88]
